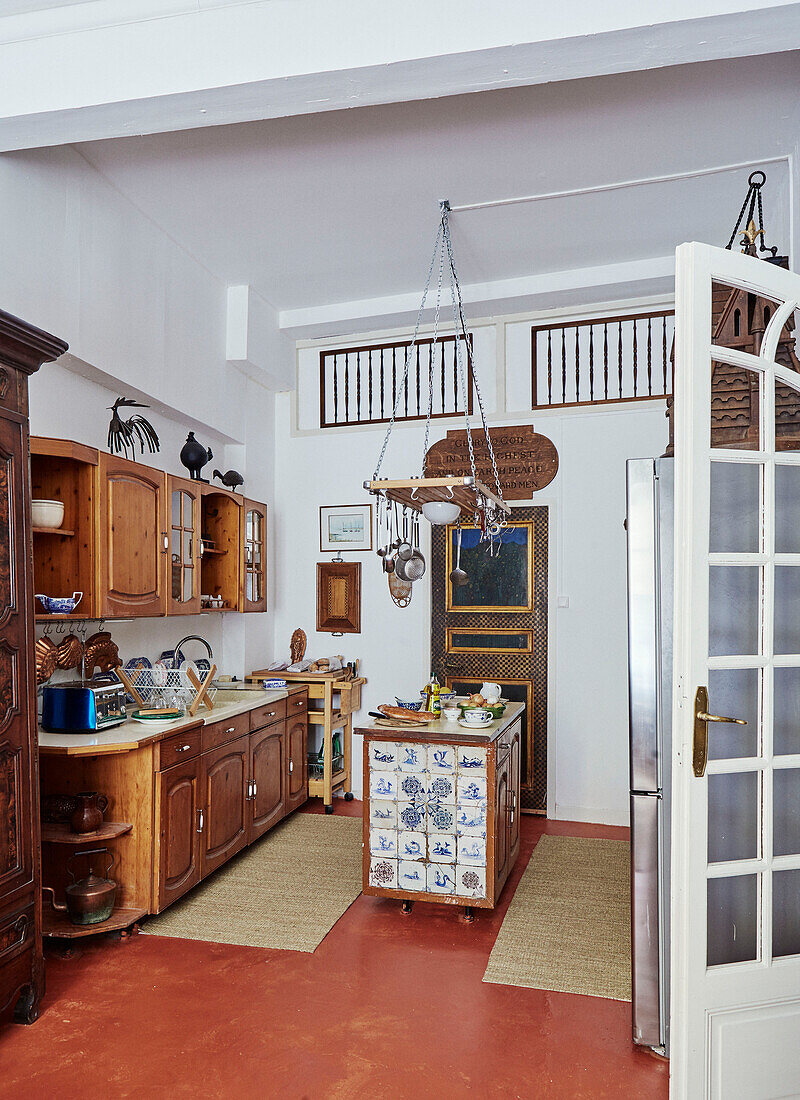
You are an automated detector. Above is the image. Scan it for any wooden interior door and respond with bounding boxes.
[431,507,548,813]
[166,475,200,615]
[242,500,267,613]
[156,758,201,911]
[249,724,285,840]
[201,736,248,876]
[98,453,167,617]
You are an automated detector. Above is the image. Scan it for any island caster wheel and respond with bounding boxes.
[462,906,475,924]
[401,900,413,915]
[13,985,40,1025]
[325,804,334,814]
[344,792,354,802]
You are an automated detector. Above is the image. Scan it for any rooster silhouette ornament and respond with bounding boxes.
[106,397,160,459]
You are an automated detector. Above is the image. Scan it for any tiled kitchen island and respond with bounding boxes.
[356,703,523,916]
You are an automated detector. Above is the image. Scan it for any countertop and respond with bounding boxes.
[38,686,305,756]
[355,701,524,745]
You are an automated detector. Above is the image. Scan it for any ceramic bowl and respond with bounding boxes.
[395,698,423,711]
[442,706,460,721]
[31,499,64,529]
[420,690,456,703]
[34,591,83,615]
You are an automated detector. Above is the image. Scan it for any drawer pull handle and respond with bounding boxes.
[225,727,235,734]
[289,760,293,773]
[0,915,28,958]
[264,712,276,717]
[176,744,192,753]
[252,781,257,797]
[197,809,204,833]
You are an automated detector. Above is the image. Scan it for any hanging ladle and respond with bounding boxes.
[450,523,468,587]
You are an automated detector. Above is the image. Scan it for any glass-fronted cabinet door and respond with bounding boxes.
[242,499,267,612]
[167,475,201,615]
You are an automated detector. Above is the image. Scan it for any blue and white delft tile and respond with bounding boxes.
[456,802,487,835]
[457,776,487,803]
[427,744,455,774]
[398,830,426,860]
[456,745,487,774]
[397,742,427,773]
[426,772,456,805]
[369,857,397,890]
[456,864,486,899]
[426,802,455,833]
[369,770,398,801]
[369,828,398,857]
[398,801,427,832]
[369,800,397,828]
[457,835,487,867]
[428,832,457,863]
[426,863,456,894]
[398,860,426,891]
[369,741,399,770]
[398,773,426,800]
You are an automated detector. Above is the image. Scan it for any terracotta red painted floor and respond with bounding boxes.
[0,803,669,1099]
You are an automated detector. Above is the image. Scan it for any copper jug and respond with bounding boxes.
[43,849,118,926]
[70,791,108,834]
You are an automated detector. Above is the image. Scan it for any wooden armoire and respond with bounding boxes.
[0,309,67,1024]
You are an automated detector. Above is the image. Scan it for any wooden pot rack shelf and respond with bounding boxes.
[362,475,510,515]
[42,822,133,845]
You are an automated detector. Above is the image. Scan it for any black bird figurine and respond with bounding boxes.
[213,469,244,492]
[180,432,213,481]
[107,397,160,459]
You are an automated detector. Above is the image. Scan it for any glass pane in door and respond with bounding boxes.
[774,568,800,654]
[773,869,800,958]
[707,874,758,965]
[775,465,800,553]
[183,566,193,603]
[172,491,180,525]
[708,771,759,863]
[709,462,760,553]
[709,567,760,656]
[774,667,800,756]
[707,668,758,759]
[773,770,800,857]
[183,492,193,526]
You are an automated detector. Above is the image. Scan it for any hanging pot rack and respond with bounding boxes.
[363,200,510,529]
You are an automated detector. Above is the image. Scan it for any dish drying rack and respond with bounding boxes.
[116,661,217,717]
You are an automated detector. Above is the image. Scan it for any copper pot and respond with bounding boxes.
[70,792,109,834]
[43,849,118,926]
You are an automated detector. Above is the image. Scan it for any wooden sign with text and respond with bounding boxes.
[425,425,558,499]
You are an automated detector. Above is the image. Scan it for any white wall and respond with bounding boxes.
[275,322,668,823]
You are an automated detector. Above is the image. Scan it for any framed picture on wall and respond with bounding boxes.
[319,504,373,552]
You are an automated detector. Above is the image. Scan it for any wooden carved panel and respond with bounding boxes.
[0,741,22,886]
[0,639,19,735]
[316,561,361,634]
[0,449,14,627]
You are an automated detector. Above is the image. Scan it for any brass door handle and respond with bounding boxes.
[693,686,747,778]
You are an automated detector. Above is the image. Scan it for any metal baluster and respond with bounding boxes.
[575,325,580,402]
[452,337,458,410]
[632,320,638,398]
[603,322,609,400]
[663,316,668,393]
[344,351,350,423]
[356,350,361,421]
[428,343,434,416]
[368,349,373,421]
[618,321,623,399]
[561,327,566,404]
[416,344,421,415]
[647,317,652,396]
[333,352,338,423]
[589,325,594,402]
[380,348,385,420]
[547,329,552,406]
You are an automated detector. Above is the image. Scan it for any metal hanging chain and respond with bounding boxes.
[441,212,479,504]
[421,213,447,474]
[725,170,778,257]
[441,207,506,506]
[372,220,445,480]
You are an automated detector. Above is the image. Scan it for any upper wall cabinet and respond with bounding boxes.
[167,475,201,616]
[242,499,267,613]
[97,453,167,618]
[200,487,242,613]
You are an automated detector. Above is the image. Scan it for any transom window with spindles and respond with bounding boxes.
[531,310,675,409]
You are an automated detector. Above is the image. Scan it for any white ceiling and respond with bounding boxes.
[75,52,799,322]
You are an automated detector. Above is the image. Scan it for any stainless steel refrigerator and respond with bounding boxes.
[626,456,673,1058]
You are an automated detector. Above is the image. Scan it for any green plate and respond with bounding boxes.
[458,701,506,719]
[131,709,184,721]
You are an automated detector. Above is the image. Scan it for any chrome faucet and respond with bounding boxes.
[174,635,213,663]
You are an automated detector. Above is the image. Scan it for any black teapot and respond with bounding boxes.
[180,432,213,481]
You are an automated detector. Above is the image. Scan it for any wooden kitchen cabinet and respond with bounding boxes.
[200,734,249,877]
[249,723,285,840]
[494,748,510,887]
[200,487,242,612]
[166,475,201,616]
[285,707,308,814]
[155,757,202,911]
[97,452,168,618]
[0,309,67,1026]
[241,499,267,613]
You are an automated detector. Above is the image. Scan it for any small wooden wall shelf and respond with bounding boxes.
[33,527,75,536]
[363,475,510,515]
[43,905,147,940]
[42,822,133,845]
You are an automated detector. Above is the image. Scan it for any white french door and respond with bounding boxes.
[672,242,800,1099]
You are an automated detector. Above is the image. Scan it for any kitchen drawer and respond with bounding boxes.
[249,697,287,732]
[202,711,250,753]
[157,726,203,770]
[285,690,308,717]
[497,717,522,757]
[0,901,34,969]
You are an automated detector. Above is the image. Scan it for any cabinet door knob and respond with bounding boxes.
[162,532,169,552]
[252,781,257,797]
[197,809,204,833]
[289,760,293,773]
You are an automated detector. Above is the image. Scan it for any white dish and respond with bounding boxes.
[458,717,493,729]
[31,499,64,528]
[130,715,182,730]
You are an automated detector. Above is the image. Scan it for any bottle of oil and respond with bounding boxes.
[430,673,441,715]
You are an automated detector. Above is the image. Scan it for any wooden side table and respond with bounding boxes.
[248,669,365,813]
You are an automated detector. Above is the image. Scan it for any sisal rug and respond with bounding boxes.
[144,814,362,953]
[483,835,631,1001]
